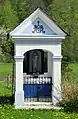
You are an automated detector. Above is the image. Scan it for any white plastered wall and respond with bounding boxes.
[14,38,62,107]
[15,39,61,56]
[15,38,61,76]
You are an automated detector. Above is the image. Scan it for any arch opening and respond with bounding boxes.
[23,49,53,102]
[23,49,53,77]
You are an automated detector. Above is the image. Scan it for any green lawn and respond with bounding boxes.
[0,82,12,96]
[0,83,77,119]
[0,63,78,119]
[69,63,78,83]
[0,107,78,119]
[0,63,12,77]
[0,63,13,81]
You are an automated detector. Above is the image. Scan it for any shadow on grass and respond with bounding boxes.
[0,95,14,105]
[59,99,78,113]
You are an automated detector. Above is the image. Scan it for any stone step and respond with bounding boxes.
[15,102,62,110]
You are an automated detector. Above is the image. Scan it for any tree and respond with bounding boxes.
[2,0,19,31]
[28,0,46,14]
[0,0,19,62]
[1,39,14,62]
[47,0,77,62]
[0,0,78,63]
[0,27,7,46]
[10,0,29,22]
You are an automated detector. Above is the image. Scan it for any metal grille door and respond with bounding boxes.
[23,77,52,102]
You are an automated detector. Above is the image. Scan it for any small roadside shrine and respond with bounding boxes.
[10,8,67,108]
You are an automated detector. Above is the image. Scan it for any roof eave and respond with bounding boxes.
[10,35,65,39]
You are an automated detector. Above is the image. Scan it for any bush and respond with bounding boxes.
[62,79,78,101]
[0,53,13,63]
[59,99,78,113]
[59,73,78,112]
[1,39,14,63]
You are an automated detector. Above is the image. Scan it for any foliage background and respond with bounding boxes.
[0,0,78,63]
[0,0,78,113]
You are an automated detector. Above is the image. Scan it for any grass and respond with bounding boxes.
[0,82,77,119]
[0,63,12,77]
[0,83,77,119]
[0,63,78,119]
[69,63,78,83]
[0,107,78,119]
[0,82,12,96]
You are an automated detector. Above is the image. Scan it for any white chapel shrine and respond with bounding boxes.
[10,8,67,108]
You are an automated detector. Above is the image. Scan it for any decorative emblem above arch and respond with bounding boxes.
[32,20,45,34]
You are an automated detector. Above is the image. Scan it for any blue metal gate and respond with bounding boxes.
[23,77,52,102]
